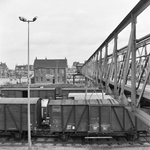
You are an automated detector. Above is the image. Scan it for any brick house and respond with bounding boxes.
[34,58,68,84]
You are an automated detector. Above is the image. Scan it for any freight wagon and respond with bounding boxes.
[48,99,150,141]
[1,88,56,99]
[0,87,102,100]
[0,97,149,141]
[0,97,42,139]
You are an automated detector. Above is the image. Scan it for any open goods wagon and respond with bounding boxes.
[68,92,111,100]
[0,97,42,139]
[61,88,102,99]
[48,99,150,141]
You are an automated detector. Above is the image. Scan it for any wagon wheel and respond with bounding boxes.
[22,132,28,140]
[132,133,139,141]
[12,132,22,140]
[126,133,139,141]
[59,134,69,142]
[43,126,50,135]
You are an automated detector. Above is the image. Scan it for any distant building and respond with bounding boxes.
[0,62,8,78]
[34,58,68,84]
[15,65,34,78]
[72,62,83,74]
[76,63,83,74]
[8,69,16,77]
[72,61,79,67]
[71,62,84,85]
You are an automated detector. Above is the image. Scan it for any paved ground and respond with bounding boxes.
[0,145,150,150]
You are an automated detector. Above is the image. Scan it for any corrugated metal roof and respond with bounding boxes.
[34,59,67,68]
[0,98,39,104]
[49,99,119,106]
[62,100,74,105]
[1,88,55,91]
[62,88,101,91]
[75,100,87,105]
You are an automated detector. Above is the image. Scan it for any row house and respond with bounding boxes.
[34,58,68,84]
[15,65,34,77]
[0,62,8,78]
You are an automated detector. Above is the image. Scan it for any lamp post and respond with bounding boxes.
[19,16,37,150]
[55,60,59,83]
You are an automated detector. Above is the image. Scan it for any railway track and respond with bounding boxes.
[0,136,150,148]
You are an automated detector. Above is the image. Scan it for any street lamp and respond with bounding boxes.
[55,60,59,83]
[19,16,37,150]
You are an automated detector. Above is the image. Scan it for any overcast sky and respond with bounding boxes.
[0,0,150,69]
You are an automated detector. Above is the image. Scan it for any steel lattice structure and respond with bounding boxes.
[80,0,150,127]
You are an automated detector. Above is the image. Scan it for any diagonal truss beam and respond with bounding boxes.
[80,0,150,128]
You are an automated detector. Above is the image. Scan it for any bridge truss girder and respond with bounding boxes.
[80,0,150,127]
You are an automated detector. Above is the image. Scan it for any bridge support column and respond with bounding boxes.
[114,35,118,99]
[131,14,137,112]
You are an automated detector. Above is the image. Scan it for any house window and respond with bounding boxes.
[59,69,65,75]
[50,69,54,74]
[41,77,43,82]
[36,77,38,82]
[38,69,41,73]
[35,69,38,74]
[47,69,50,74]
[41,69,44,73]
[47,79,50,81]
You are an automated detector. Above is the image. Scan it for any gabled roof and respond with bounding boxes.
[0,62,8,69]
[34,58,68,68]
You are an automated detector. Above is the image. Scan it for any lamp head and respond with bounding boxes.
[33,16,38,22]
[19,16,27,22]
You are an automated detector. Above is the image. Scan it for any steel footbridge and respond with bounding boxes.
[80,0,150,127]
